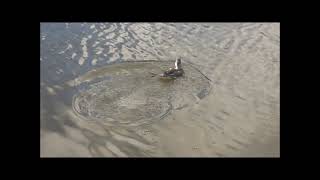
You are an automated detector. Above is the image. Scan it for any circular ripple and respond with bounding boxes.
[71,60,211,126]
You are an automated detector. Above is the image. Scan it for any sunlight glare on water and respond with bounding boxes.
[40,23,280,157]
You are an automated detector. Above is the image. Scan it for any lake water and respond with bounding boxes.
[40,23,280,157]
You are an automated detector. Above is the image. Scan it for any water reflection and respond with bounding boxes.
[41,23,279,157]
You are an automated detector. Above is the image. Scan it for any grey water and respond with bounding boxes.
[40,23,279,157]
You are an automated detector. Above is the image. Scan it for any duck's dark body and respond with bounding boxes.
[161,68,184,78]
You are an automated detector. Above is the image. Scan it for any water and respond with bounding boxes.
[40,23,280,157]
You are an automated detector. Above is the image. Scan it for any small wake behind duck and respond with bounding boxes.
[67,59,212,127]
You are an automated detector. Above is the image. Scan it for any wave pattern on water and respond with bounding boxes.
[41,23,279,157]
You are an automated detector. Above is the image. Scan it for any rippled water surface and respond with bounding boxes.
[40,23,280,157]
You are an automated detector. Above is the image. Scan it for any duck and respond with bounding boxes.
[160,58,184,79]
